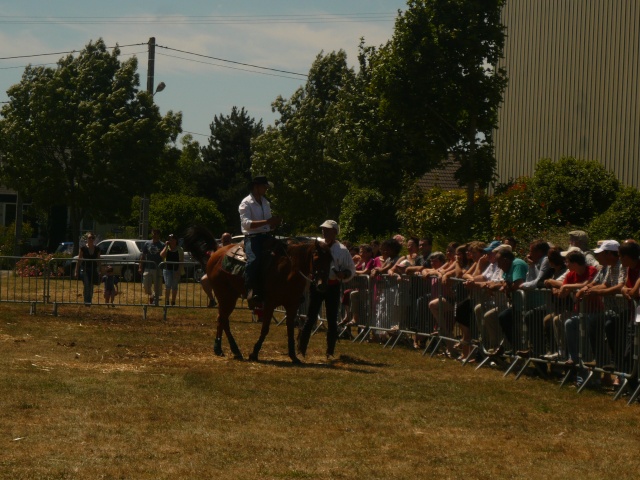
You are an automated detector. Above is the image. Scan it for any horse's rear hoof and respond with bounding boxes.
[214,350,225,357]
[233,353,244,361]
[290,356,302,365]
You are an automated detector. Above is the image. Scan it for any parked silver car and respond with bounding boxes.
[74,238,203,282]
[95,239,147,282]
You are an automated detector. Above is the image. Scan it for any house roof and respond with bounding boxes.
[416,161,462,191]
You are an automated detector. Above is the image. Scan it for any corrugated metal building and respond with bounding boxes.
[494,0,640,188]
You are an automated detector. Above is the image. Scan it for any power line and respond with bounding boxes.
[0,13,396,26]
[0,43,146,61]
[156,45,307,78]
[0,51,146,71]
[156,52,304,81]
[182,130,210,138]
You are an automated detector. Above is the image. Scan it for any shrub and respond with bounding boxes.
[491,177,552,249]
[397,186,491,244]
[15,251,53,277]
[339,187,397,242]
[588,186,640,241]
[531,156,619,226]
[149,194,226,238]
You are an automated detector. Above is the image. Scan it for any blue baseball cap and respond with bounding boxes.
[483,240,503,253]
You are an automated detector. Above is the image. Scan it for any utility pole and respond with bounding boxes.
[140,37,156,239]
[146,36,156,95]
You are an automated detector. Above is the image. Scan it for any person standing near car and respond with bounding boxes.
[160,234,184,306]
[298,220,356,360]
[139,228,164,305]
[239,175,282,308]
[75,232,101,306]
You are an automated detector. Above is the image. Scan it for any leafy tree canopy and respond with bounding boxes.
[252,51,353,231]
[0,38,182,252]
[198,107,264,233]
[373,0,507,192]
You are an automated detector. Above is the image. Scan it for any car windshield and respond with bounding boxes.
[97,241,111,255]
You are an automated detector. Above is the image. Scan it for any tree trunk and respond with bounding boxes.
[465,115,477,236]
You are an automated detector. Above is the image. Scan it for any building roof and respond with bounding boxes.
[416,161,463,191]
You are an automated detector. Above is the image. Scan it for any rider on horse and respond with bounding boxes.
[239,175,282,308]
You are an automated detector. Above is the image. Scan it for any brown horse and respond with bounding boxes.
[185,228,333,363]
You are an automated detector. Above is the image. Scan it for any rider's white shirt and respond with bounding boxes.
[239,193,272,235]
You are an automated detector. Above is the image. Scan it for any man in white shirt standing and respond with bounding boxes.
[298,220,356,360]
[238,175,281,308]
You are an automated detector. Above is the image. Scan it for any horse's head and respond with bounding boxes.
[311,239,333,292]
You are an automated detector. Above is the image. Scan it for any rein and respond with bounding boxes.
[278,241,321,286]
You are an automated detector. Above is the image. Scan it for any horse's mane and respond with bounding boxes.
[183,225,219,267]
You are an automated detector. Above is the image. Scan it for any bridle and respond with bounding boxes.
[307,243,331,290]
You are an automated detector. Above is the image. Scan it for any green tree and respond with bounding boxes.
[531,157,620,226]
[0,39,182,253]
[198,107,264,233]
[374,0,507,216]
[326,42,416,197]
[149,194,225,238]
[155,135,201,195]
[252,51,353,231]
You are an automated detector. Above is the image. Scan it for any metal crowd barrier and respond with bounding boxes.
[0,255,47,314]
[0,256,211,318]
[5,255,640,403]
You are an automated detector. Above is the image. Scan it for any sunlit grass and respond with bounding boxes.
[1,303,639,479]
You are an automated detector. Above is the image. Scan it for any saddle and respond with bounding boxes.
[222,245,247,276]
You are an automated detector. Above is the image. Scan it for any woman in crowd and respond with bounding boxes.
[161,234,184,306]
[75,232,101,306]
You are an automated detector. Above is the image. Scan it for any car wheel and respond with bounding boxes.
[122,266,135,283]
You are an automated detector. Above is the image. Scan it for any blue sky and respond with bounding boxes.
[0,0,408,144]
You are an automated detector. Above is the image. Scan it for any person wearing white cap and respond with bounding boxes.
[573,240,623,378]
[239,175,282,307]
[298,220,356,360]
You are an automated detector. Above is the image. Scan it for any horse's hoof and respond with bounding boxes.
[248,353,258,361]
[233,353,244,361]
[213,338,224,356]
[290,356,302,365]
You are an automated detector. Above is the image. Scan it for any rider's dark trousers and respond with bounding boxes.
[300,282,341,356]
[244,233,268,295]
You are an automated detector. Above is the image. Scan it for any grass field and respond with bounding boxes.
[1,303,639,479]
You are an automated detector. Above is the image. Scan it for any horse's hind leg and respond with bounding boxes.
[214,299,238,358]
[214,319,225,356]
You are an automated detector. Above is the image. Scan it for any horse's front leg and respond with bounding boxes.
[220,318,243,360]
[249,306,274,361]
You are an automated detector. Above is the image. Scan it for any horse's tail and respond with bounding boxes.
[183,225,218,267]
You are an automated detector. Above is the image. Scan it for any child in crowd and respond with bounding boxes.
[102,265,119,307]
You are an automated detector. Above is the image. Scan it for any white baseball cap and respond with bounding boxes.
[593,239,620,254]
[319,220,339,235]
